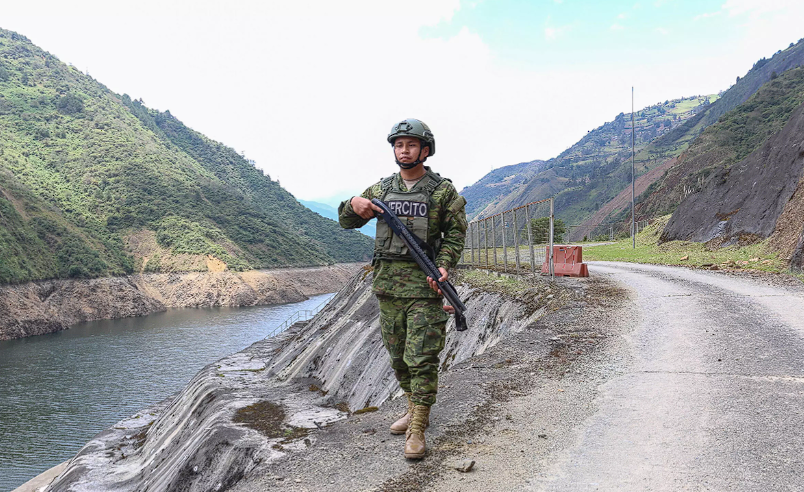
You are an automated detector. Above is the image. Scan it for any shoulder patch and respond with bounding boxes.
[449,195,467,214]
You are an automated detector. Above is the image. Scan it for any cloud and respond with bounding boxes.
[544,26,563,40]
[693,11,721,21]
[719,0,804,56]
[5,0,804,205]
[611,23,625,31]
[544,16,571,42]
[721,0,793,17]
[618,12,628,19]
[655,27,671,35]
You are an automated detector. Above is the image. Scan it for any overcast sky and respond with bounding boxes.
[3,0,804,206]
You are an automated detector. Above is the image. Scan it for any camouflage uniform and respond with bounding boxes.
[339,167,467,406]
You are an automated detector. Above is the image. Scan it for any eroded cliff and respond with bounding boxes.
[0,264,361,340]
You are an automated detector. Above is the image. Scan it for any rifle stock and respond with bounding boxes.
[372,198,468,331]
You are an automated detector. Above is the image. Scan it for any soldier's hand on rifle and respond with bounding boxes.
[427,267,448,295]
[442,305,455,314]
[351,196,384,219]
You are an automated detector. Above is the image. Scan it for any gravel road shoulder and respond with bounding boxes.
[230,273,634,492]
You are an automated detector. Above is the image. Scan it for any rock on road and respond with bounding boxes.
[531,262,804,491]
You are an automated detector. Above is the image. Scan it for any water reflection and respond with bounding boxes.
[0,293,333,491]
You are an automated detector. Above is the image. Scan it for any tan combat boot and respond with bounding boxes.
[390,392,414,435]
[404,404,430,459]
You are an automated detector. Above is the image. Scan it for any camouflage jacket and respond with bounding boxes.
[338,167,467,298]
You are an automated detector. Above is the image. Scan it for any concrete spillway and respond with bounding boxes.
[44,269,553,491]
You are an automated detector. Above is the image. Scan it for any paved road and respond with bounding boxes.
[536,262,804,491]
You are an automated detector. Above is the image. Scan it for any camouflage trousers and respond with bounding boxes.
[377,295,448,407]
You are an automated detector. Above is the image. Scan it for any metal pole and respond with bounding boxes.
[492,215,498,268]
[475,221,481,267]
[484,218,489,267]
[632,86,636,249]
[502,211,508,273]
[525,203,535,274]
[513,207,521,272]
[549,198,555,279]
[470,222,475,265]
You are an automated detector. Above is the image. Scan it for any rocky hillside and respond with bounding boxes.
[0,28,373,285]
[459,160,547,219]
[571,39,804,242]
[463,37,804,234]
[463,95,717,223]
[643,67,804,269]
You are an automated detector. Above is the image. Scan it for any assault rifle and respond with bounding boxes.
[372,198,468,331]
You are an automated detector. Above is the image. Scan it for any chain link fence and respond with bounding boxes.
[566,218,652,243]
[459,198,554,277]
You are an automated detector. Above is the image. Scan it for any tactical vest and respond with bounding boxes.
[374,169,444,262]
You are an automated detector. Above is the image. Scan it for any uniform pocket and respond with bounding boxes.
[420,323,446,356]
[414,301,448,356]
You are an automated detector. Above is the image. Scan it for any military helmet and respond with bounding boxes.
[387,118,436,156]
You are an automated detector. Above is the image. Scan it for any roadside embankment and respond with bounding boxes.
[0,263,362,340]
[39,268,573,492]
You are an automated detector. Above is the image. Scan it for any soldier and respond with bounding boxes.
[338,118,467,459]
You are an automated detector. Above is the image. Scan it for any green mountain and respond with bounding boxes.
[643,65,804,256]
[464,37,804,233]
[463,94,717,223]
[584,38,804,236]
[459,160,547,219]
[0,28,373,284]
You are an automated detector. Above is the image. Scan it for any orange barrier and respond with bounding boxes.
[541,245,589,277]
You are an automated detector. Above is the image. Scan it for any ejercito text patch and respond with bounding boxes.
[384,200,429,218]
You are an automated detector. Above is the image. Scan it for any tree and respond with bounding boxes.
[522,217,567,244]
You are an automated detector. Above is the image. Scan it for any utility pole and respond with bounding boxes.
[631,86,636,249]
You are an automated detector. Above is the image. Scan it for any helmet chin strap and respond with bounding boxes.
[394,147,425,169]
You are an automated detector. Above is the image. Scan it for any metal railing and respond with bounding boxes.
[459,198,554,278]
[264,295,333,339]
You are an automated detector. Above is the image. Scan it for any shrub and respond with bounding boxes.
[57,93,84,115]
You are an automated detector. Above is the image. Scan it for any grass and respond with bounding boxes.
[582,215,794,275]
[456,269,539,295]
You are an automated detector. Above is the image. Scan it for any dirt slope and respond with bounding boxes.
[660,102,804,248]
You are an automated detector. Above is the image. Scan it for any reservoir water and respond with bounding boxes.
[0,293,334,492]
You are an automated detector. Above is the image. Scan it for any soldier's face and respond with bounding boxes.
[394,137,429,165]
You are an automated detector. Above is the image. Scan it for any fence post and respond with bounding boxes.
[492,215,498,268]
[525,203,535,274]
[470,221,475,265]
[476,220,481,267]
[513,207,521,272]
[502,211,508,273]
[484,218,489,267]
[549,198,555,279]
